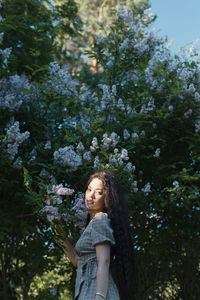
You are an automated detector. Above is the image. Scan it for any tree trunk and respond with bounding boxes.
[0,253,8,300]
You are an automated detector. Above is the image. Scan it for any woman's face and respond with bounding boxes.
[85,178,105,213]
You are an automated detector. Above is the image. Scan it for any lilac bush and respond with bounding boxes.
[1,4,200,299]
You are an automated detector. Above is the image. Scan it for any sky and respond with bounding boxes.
[150,0,200,54]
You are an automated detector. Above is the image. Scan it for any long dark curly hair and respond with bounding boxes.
[85,170,137,300]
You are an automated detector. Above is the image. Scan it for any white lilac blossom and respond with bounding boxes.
[29,148,37,162]
[195,120,200,133]
[173,180,179,190]
[134,39,149,56]
[119,38,130,51]
[72,193,88,230]
[46,184,74,206]
[123,129,130,140]
[184,83,195,94]
[126,105,137,116]
[132,132,139,142]
[53,145,82,171]
[46,61,78,97]
[142,182,151,195]
[90,137,98,152]
[41,206,61,222]
[106,60,113,68]
[140,104,148,114]
[126,71,139,83]
[177,68,193,83]
[142,8,155,25]
[83,151,92,161]
[147,98,155,111]
[120,148,129,161]
[140,130,145,137]
[111,85,117,96]
[123,162,136,172]
[184,109,192,118]
[77,141,85,151]
[101,132,120,149]
[153,148,160,158]
[0,75,32,111]
[109,154,119,167]
[44,140,51,150]
[3,121,30,160]
[194,92,200,102]
[56,184,75,196]
[116,5,133,25]
[79,85,91,104]
[117,98,125,110]
[94,156,100,168]
[0,47,12,65]
[79,117,91,133]
[96,36,105,46]
[98,84,115,110]
[47,195,62,206]
[131,180,138,193]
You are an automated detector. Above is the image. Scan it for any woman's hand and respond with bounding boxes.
[62,239,77,268]
[54,224,77,267]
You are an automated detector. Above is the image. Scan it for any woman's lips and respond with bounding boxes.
[87,200,93,205]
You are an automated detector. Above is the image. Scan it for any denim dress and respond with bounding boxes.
[74,212,120,300]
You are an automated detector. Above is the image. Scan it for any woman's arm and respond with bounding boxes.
[61,239,77,268]
[55,225,77,268]
[95,242,111,300]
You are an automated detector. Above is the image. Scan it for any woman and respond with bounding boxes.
[62,170,136,300]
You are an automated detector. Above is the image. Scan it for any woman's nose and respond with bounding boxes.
[89,190,95,198]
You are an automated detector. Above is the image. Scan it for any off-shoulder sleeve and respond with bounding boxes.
[91,212,115,247]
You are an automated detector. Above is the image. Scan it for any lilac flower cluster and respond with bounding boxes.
[153,148,160,158]
[98,84,116,110]
[41,184,88,230]
[141,182,152,195]
[116,4,133,25]
[0,15,11,66]
[3,121,30,160]
[0,47,12,68]
[41,184,75,222]
[53,145,82,171]
[101,132,120,149]
[172,180,179,191]
[72,193,88,230]
[0,75,32,111]
[46,62,78,97]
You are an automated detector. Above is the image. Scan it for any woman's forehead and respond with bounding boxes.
[88,178,103,189]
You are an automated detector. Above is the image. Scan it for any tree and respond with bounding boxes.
[0,0,80,77]
[56,0,151,85]
[1,3,200,299]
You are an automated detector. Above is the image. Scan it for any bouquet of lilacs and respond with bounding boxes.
[40,183,88,250]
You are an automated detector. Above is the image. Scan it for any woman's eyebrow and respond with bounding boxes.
[88,186,103,191]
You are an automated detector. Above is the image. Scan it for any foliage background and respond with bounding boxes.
[0,0,200,299]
